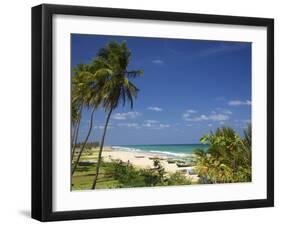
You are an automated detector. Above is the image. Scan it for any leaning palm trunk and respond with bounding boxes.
[91,108,113,189]
[71,108,95,176]
[71,106,83,161]
[71,123,77,145]
[71,121,80,160]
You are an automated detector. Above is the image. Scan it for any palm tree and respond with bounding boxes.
[239,123,252,181]
[91,41,143,189]
[71,63,104,175]
[194,126,252,183]
[242,123,252,164]
[71,64,91,161]
[71,102,79,144]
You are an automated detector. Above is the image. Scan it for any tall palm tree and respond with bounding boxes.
[91,41,143,189]
[71,64,89,161]
[71,63,103,175]
[71,102,79,144]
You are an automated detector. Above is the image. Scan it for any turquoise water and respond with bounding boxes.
[112,144,208,157]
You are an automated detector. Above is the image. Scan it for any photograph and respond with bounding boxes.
[70,34,252,191]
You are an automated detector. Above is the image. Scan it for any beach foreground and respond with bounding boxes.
[72,146,199,190]
[102,147,199,180]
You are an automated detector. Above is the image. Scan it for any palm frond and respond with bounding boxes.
[126,70,144,78]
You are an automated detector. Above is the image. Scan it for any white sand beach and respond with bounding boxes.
[101,147,199,181]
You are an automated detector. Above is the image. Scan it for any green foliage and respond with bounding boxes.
[104,160,145,187]
[92,41,143,111]
[101,159,192,188]
[106,159,166,187]
[166,172,192,185]
[71,104,79,126]
[140,160,165,187]
[144,159,165,186]
[71,41,144,183]
[72,159,119,190]
[72,154,194,190]
[194,125,252,184]
[139,169,161,186]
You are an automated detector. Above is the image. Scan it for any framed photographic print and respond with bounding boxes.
[32,4,274,221]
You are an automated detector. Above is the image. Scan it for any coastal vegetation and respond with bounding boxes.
[71,124,251,190]
[193,125,251,184]
[72,153,192,190]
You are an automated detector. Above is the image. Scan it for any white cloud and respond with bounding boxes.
[182,113,208,122]
[243,119,251,124]
[222,110,232,115]
[142,123,152,128]
[186,109,197,113]
[208,114,229,121]
[182,112,190,118]
[94,125,113,130]
[142,122,170,129]
[147,106,163,112]
[228,100,251,106]
[208,124,213,127]
[117,123,140,128]
[159,124,170,128]
[112,111,142,120]
[182,111,229,122]
[144,120,159,123]
[152,59,164,64]
[215,108,232,115]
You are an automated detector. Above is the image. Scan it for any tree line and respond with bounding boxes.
[71,41,143,189]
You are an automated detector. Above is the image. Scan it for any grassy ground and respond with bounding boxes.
[72,148,119,190]
[72,163,119,190]
[72,148,197,190]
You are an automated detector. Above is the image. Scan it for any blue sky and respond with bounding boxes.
[71,34,251,145]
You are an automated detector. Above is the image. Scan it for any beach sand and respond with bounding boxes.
[101,147,199,181]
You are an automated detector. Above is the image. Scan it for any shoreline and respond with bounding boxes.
[111,145,202,158]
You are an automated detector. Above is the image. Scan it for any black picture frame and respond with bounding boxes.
[32,3,274,222]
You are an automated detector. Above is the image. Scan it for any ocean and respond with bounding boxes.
[111,144,208,158]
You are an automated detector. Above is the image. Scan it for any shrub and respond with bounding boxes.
[104,160,145,187]
[166,172,192,185]
[194,125,252,184]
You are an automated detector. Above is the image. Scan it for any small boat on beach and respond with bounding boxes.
[167,159,177,164]
[176,162,194,167]
[135,155,145,158]
[149,156,164,160]
[176,159,186,164]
